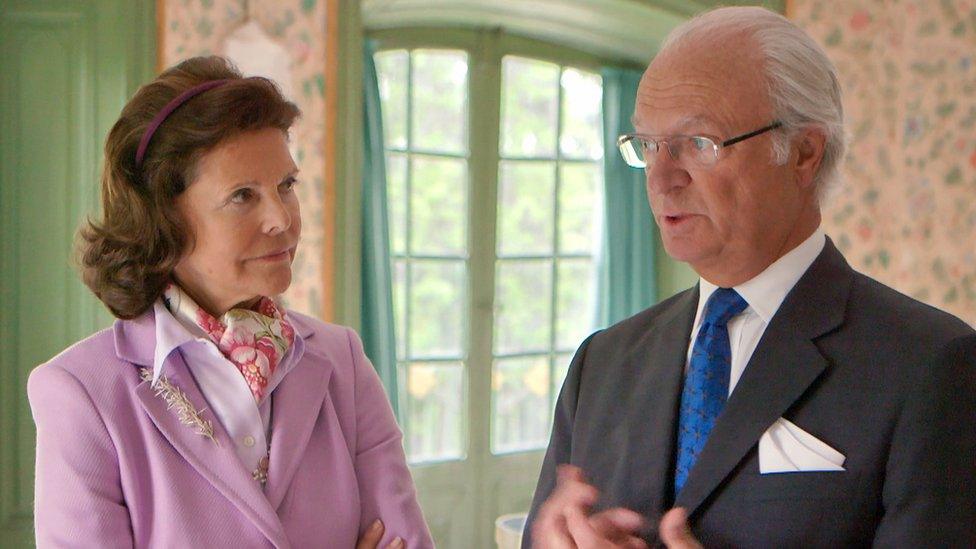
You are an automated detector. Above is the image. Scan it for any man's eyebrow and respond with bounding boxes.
[675,115,712,128]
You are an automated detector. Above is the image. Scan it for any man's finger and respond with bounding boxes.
[533,465,596,549]
[557,464,586,482]
[587,508,650,549]
[589,508,645,538]
[622,537,651,549]
[553,466,600,508]
[542,464,600,528]
[564,503,605,547]
[659,508,703,549]
[532,509,578,549]
[566,506,651,549]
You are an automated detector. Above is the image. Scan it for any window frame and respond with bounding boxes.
[371,28,630,464]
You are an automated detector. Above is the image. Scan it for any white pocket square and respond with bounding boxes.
[758,417,845,474]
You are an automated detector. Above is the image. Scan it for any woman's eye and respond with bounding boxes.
[230,188,253,204]
[280,177,298,192]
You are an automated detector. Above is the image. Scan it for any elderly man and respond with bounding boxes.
[522,6,976,548]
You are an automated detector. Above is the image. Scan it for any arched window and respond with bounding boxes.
[358,1,754,544]
[369,28,617,547]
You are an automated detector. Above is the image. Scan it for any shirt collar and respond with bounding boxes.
[151,298,307,396]
[696,228,826,325]
[152,299,202,386]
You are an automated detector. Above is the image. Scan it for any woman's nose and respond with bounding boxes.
[262,194,292,235]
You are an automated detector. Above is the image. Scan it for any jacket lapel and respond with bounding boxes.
[615,286,698,520]
[118,309,290,548]
[675,238,853,517]
[264,337,333,510]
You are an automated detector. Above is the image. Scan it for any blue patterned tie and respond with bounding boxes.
[674,287,748,496]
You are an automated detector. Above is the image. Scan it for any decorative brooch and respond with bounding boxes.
[139,368,218,444]
[253,454,270,484]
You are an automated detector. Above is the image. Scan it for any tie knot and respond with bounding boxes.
[703,288,748,327]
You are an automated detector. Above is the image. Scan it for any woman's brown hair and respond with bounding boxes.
[78,56,300,319]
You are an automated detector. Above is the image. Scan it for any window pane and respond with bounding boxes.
[560,69,603,159]
[375,50,408,150]
[405,362,465,462]
[409,260,465,358]
[491,356,550,453]
[556,259,596,351]
[494,259,552,354]
[411,50,468,154]
[393,259,407,359]
[410,155,467,256]
[387,152,408,255]
[497,161,555,257]
[500,56,560,158]
[559,163,603,254]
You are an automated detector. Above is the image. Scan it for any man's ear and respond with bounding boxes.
[792,126,827,189]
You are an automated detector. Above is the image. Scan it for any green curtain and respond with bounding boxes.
[360,39,399,417]
[598,66,657,326]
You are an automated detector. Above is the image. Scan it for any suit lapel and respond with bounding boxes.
[265,344,333,510]
[674,239,853,517]
[134,351,290,547]
[673,329,827,516]
[615,286,698,518]
[118,308,290,548]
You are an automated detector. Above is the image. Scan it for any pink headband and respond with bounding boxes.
[135,79,231,168]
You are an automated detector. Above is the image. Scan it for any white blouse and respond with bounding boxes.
[150,299,305,477]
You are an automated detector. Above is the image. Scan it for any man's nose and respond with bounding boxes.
[644,144,690,195]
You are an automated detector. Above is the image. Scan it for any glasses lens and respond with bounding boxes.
[618,135,718,169]
[677,136,718,166]
[618,136,646,168]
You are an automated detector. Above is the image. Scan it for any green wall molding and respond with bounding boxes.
[362,0,785,65]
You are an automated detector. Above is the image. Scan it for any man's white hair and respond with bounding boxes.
[659,6,846,202]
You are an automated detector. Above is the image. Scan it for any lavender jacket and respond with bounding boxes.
[28,308,433,548]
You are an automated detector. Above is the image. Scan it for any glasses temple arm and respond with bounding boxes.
[720,121,783,147]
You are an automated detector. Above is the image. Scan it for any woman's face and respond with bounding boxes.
[172,127,301,316]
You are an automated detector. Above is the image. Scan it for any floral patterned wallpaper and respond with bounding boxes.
[161,0,327,318]
[160,0,976,325]
[790,0,976,325]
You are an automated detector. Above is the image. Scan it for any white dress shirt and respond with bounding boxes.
[151,299,305,477]
[686,229,826,395]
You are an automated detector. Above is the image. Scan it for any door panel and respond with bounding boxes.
[0,1,155,545]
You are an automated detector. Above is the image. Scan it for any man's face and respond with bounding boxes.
[634,40,814,284]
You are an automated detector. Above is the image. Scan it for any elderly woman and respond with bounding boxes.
[27,56,432,549]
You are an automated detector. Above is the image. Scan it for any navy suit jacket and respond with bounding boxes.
[523,238,976,547]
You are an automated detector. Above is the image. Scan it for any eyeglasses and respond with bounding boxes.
[616,121,782,169]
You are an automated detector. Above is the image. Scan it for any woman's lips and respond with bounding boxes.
[253,247,294,262]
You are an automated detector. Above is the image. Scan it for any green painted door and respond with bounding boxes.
[0,1,155,545]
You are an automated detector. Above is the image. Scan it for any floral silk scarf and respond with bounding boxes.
[163,284,295,402]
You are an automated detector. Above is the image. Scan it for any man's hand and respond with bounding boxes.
[356,519,404,549]
[659,508,703,549]
[531,465,648,548]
